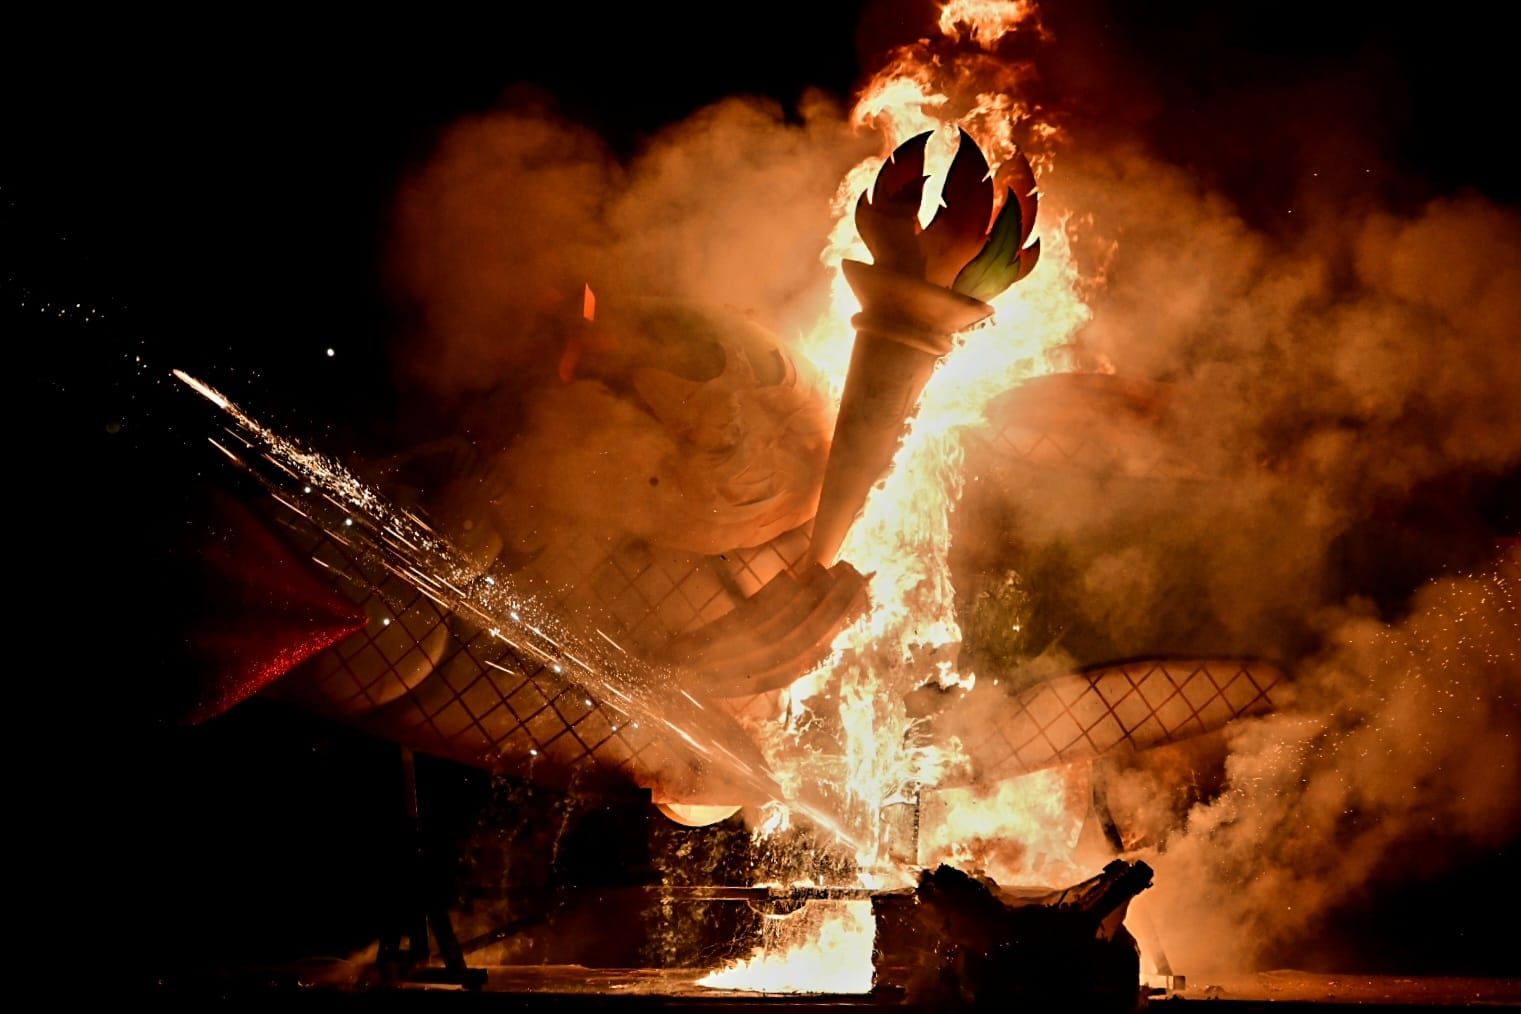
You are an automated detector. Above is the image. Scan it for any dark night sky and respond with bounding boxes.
[8,0,1519,987]
[14,1,1520,435]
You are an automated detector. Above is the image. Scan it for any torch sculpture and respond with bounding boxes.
[810,129,1041,566]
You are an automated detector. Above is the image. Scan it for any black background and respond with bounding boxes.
[8,0,1518,984]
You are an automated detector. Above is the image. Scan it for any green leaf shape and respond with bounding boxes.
[952,186,1039,302]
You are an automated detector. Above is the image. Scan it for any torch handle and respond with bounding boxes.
[808,331,942,566]
[807,260,993,566]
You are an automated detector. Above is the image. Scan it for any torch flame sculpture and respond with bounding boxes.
[809,129,1041,566]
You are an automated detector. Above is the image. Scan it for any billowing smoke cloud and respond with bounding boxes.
[968,149,1521,662]
[389,99,616,396]
[999,108,1521,974]
[389,91,873,399]
[1055,148,1521,505]
[1127,550,1519,973]
[386,91,877,564]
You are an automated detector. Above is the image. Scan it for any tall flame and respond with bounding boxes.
[706,0,1093,993]
[790,0,1087,873]
[937,0,1044,48]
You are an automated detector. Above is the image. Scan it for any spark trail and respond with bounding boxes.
[172,368,858,841]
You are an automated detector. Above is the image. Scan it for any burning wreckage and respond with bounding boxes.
[177,130,1288,1006]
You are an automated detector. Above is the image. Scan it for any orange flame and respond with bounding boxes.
[784,0,1087,867]
[938,0,1044,49]
[707,0,1092,992]
[697,901,875,994]
[919,768,1095,886]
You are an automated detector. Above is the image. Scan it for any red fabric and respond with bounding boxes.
[186,494,367,723]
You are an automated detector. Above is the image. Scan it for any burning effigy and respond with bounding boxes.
[145,0,1521,1007]
[171,132,1271,1008]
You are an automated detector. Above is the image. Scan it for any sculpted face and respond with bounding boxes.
[484,300,833,557]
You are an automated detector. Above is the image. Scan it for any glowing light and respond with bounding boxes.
[325,347,335,357]
[772,0,1086,871]
[170,369,229,410]
[700,901,875,994]
[938,0,1041,48]
[919,769,1093,886]
[717,0,1088,989]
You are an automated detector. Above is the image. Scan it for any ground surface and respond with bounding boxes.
[150,963,1521,1008]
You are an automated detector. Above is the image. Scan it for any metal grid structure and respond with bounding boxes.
[973,387,1201,482]
[953,658,1290,783]
[278,511,710,797]
[508,525,815,659]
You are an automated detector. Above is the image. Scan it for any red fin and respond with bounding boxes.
[186,493,367,723]
[874,131,930,206]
